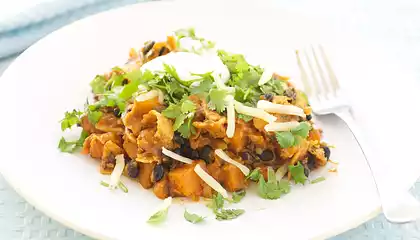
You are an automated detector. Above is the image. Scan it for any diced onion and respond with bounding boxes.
[257,100,305,117]
[162,147,193,164]
[225,95,235,138]
[194,164,228,198]
[258,68,275,86]
[109,154,125,189]
[215,149,250,176]
[234,101,276,123]
[136,90,164,104]
[264,121,300,132]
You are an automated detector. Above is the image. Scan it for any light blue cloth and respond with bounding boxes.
[0,0,148,59]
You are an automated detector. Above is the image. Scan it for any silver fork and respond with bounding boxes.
[296,45,420,223]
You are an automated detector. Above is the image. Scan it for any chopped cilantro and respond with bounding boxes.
[119,78,140,100]
[275,122,311,148]
[288,162,307,184]
[90,75,107,94]
[215,209,245,221]
[162,98,196,138]
[207,193,224,211]
[60,110,83,131]
[147,208,169,224]
[258,167,290,200]
[231,190,246,203]
[310,176,326,184]
[208,88,228,112]
[246,167,261,181]
[58,130,89,153]
[184,210,205,224]
[87,110,102,125]
[237,113,253,122]
[275,131,296,148]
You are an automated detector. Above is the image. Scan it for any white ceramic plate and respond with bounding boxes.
[1,1,419,240]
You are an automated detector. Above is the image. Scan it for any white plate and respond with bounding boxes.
[1,1,419,240]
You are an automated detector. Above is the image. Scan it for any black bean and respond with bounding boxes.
[122,79,128,85]
[113,108,121,118]
[191,150,200,159]
[107,153,116,164]
[306,114,312,121]
[240,152,250,161]
[181,146,193,158]
[124,156,131,165]
[173,132,185,145]
[153,165,164,182]
[259,149,274,161]
[199,146,212,163]
[76,123,81,127]
[127,160,139,178]
[158,47,168,56]
[142,41,155,55]
[304,167,310,177]
[323,146,331,160]
[307,154,316,170]
[264,93,273,102]
[174,148,182,155]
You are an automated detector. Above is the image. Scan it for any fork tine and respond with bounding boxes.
[295,50,312,97]
[318,45,340,93]
[311,45,331,96]
[303,48,322,99]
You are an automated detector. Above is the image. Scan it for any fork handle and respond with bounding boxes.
[335,110,420,223]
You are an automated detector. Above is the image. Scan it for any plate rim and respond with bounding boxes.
[0,1,383,239]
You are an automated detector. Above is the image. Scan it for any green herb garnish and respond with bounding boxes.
[162,98,196,138]
[275,122,311,148]
[60,110,83,131]
[231,190,246,203]
[288,162,307,184]
[258,167,290,200]
[215,209,245,221]
[184,210,205,224]
[58,130,88,153]
[310,176,326,184]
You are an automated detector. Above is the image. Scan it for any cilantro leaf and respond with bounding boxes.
[207,193,224,211]
[90,75,107,94]
[275,131,295,148]
[190,78,213,95]
[163,64,181,83]
[310,176,326,184]
[173,114,187,131]
[181,99,196,113]
[246,167,261,181]
[291,122,311,138]
[231,190,246,203]
[87,110,102,125]
[162,104,182,118]
[60,110,83,131]
[215,209,245,221]
[177,115,195,138]
[288,162,307,184]
[237,113,253,122]
[259,79,285,96]
[147,208,169,224]
[208,88,228,112]
[258,167,290,200]
[105,74,124,90]
[58,130,89,153]
[58,137,77,153]
[119,78,140,100]
[184,210,205,224]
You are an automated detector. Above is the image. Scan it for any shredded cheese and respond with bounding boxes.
[275,164,288,181]
[225,95,235,138]
[194,164,228,198]
[264,121,300,132]
[234,100,276,123]
[257,100,305,117]
[109,154,125,189]
[258,68,275,86]
[162,147,193,164]
[215,149,250,176]
[136,90,164,104]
